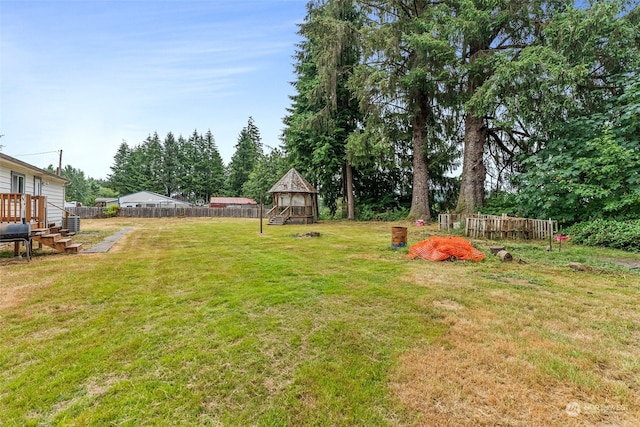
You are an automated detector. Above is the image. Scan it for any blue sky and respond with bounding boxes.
[0,0,306,179]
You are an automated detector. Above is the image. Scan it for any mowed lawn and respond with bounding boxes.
[1,218,639,426]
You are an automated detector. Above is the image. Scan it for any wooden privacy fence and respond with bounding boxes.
[439,213,558,240]
[67,206,268,219]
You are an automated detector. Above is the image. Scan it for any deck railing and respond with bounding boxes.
[0,194,46,227]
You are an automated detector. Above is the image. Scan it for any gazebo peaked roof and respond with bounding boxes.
[269,168,317,194]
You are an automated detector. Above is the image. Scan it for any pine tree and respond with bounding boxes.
[226,118,262,196]
[352,0,460,220]
[108,141,135,195]
[284,0,365,218]
[161,132,181,197]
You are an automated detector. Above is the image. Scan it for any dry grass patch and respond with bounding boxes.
[393,257,640,426]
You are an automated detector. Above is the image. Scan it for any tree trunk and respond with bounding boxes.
[456,114,487,214]
[408,96,431,221]
[345,160,355,220]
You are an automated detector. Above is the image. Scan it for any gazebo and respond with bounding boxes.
[267,168,318,225]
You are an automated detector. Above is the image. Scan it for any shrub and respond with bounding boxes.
[480,191,519,217]
[104,205,121,218]
[375,207,410,222]
[356,205,376,221]
[355,204,410,221]
[566,219,640,252]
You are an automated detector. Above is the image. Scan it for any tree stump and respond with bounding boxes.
[497,250,513,262]
[568,262,592,272]
[490,245,506,255]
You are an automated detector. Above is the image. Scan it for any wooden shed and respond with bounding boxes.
[209,197,257,208]
[267,168,318,225]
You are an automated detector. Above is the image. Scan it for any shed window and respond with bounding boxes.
[11,172,25,194]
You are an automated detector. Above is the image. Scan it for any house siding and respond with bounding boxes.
[42,182,66,225]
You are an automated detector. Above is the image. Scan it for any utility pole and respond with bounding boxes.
[57,149,63,175]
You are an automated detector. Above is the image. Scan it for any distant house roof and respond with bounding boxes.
[269,168,317,194]
[119,191,191,206]
[210,197,257,205]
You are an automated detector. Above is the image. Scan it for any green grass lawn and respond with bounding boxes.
[1,218,639,426]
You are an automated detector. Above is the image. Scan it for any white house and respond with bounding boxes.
[0,152,69,226]
[118,191,191,208]
[94,197,118,208]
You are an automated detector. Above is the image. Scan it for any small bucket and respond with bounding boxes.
[391,226,407,248]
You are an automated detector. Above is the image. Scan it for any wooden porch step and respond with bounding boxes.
[54,238,73,251]
[65,243,83,254]
[268,217,284,225]
[35,233,62,246]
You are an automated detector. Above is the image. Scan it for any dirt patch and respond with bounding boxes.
[294,232,321,238]
[0,276,56,310]
[595,256,640,270]
[610,260,640,270]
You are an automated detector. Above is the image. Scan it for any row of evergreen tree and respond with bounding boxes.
[107,118,272,203]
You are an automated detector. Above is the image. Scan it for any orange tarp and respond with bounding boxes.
[407,236,486,262]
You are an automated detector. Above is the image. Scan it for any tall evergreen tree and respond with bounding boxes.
[284,0,366,219]
[160,132,181,197]
[188,129,226,201]
[352,0,461,220]
[138,132,164,194]
[202,130,226,197]
[108,141,136,195]
[451,0,570,214]
[226,118,263,196]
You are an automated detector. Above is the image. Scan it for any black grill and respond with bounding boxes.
[0,222,32,261]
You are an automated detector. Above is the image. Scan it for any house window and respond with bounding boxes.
[34,177,42,195]
[11,172,25,194]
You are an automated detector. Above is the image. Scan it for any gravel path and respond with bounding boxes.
[81,228,133,253]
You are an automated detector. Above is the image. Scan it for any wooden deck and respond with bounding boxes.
[267,205,316,225]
